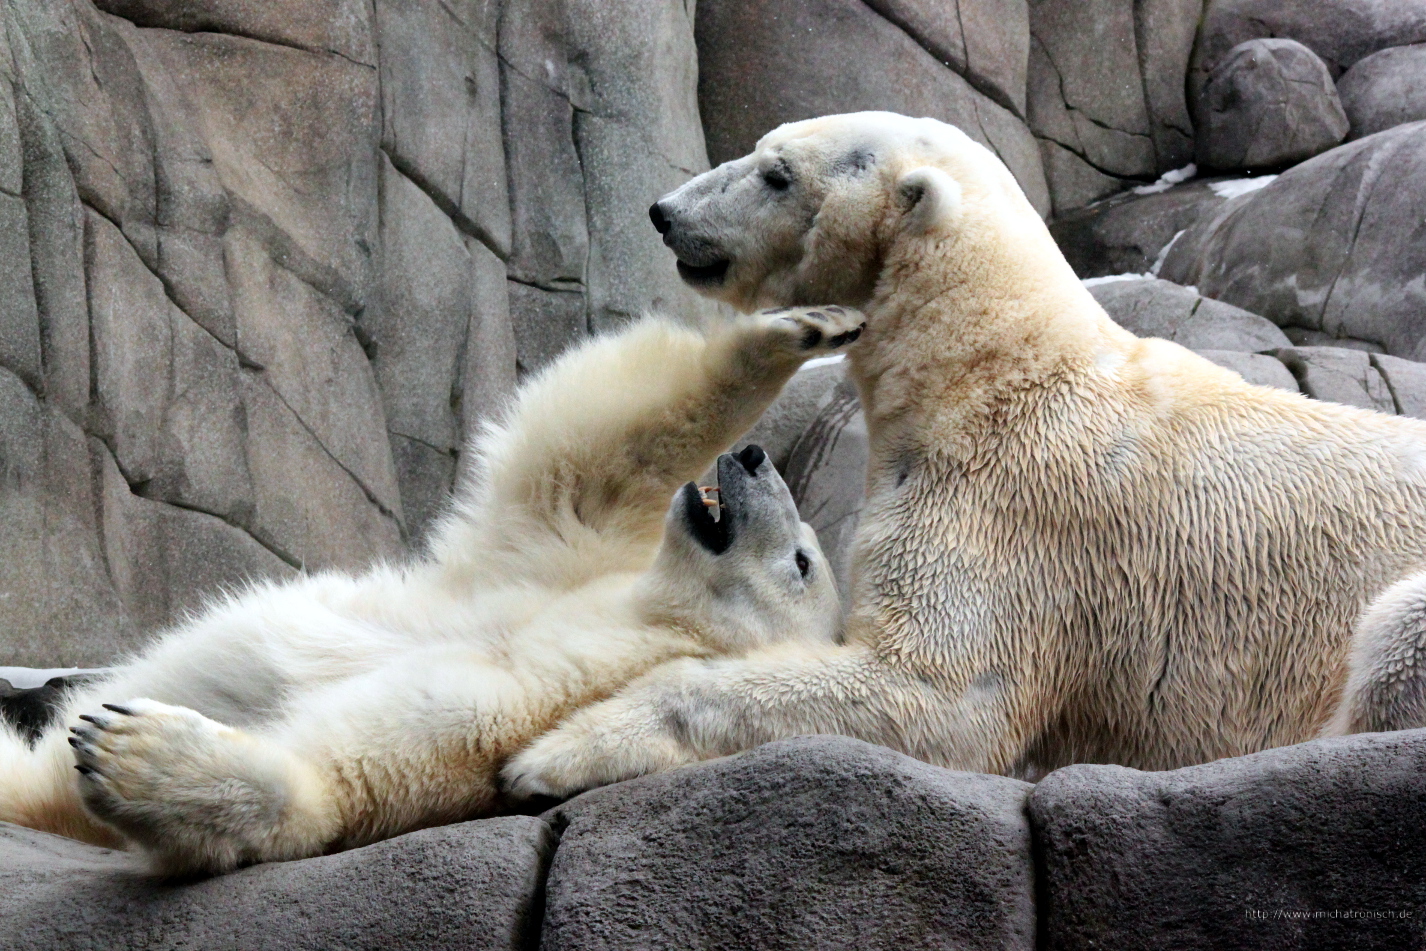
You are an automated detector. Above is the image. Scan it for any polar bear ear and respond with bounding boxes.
[896,166,961,235]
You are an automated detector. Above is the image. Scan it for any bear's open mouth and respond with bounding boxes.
[679,481,730,554]
[676,258,730,286]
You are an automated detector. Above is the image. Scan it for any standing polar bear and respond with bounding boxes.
[504,111,1426,796]
[0,304,865,876]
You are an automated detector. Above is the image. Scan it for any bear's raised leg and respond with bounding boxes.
[1325,569,1426,735]
[502,642,1030,798]
[432,306,865,590]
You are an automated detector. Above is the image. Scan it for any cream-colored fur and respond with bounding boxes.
[0,305,863,876]
[503,111,1426,797]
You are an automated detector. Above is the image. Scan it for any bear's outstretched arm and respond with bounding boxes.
[429,307,864,588]
[501,643,1020,798]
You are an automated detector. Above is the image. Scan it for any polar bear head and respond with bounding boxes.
[649,111,1042,311]
[640,444,841,652]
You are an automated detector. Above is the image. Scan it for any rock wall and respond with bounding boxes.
[0,0,714,666]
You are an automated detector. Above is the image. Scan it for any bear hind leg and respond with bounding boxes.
[1328,570,1426,735]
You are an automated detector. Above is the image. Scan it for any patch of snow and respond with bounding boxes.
[1082,273,1154,287]
[1133,163,1197,195]
[1209,175,1277,199]
[0,666,107,689]
[799,353,846,372]
[1150,229,1186,277]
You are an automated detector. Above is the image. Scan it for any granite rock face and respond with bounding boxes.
[1338,43,1426,139]
[539,735,1037,951]
[0,0,711,665]
[0,816,555,951]
[1049,177,1231,278]
[1196,38,1349,171]
[1032,729,1426,951]
[695,0,1051,217]
[1089,277,1292,351]
[1159,122,1426,361]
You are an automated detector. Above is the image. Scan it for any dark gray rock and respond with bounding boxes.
[1339,43,1426,139]
[1193,350,1300,391]
[0,187,41,391]
[1272,346,1396,413]
[783,375,868,602]
[1196,38,1349,172]
[507,280,586,379]
[540,735,1036,951]
[373,0,510,257]
[1051,178,1231,278]
[0,816,554,951]
[1372,352,1426,420]
[861,0,1029,116]
[1032,729,1426,951]
[1281,326,1386,353]
[1160,122,1426,361]
[695,0,1050,216]
[1088,277,1291,351]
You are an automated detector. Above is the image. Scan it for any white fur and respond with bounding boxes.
[505,111,1426,798]
[0,305,864,876]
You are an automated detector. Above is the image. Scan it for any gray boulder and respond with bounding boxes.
[695,0,1051,216]
[1190,0,1426,103]
[1032,729,1426,951]
[1271,346,1396,413]
[540,735,1036,951]
[1088,277,1292,351]
[1193,350,1300,392]
[1339,43,1426,139]
[1196,38,1349,171]
[1050,178,1231,278]
[1373,352,1426,420]
[1160,122,1426,361]
[0,817,554,951]
[737,361,849,475]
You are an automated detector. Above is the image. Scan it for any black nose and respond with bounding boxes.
[736,444,766,475]
[649,201,671,235]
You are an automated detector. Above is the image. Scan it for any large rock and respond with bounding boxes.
[1338,43,1426,139]
[1032,729,1426,950]
[1271,346,1396,413]
[1027,0,1205,214]
[0,816,554,951]
[1088,277,1292,351]
[1196,39,1349,171]
[861,0,1029,115]
[540,736,1036,951]
[1194,350,1300,391]
[1160,122,1426,361]
[695,0,1051,216]
[1190,0,1426,102]
[1050,177,1231,278]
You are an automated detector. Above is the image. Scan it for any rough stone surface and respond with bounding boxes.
[1338,43,1426,140]
[1196,39,1349,171]
[1160,122,1426,361]
[1272,346,1397,414]
[737,361,848,475]
[1372,352,1426,421]
[1194,349,1300,391]
[1032,729,1426,950]
[695,0,1051,216]
[540,735,1036,951]
[1027,0,1205,214]
[0,0,705,664]
[1050,178,1230,278]
[1088,277,1292,351]
[0,816,555,951]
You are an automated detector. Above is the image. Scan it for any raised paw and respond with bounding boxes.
[758,305,867,356]
[68,699,303,875]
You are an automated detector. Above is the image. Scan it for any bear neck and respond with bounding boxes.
[852,210,1129,448]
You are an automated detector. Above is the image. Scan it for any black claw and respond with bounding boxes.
[67,736,81,749]
[799,326,824,349]
[829,326,863,347]
[78,714,100,725]
[101,703,134,716]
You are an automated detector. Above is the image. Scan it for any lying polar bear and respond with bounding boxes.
[0,304,863,876]
[503,111,1426,797]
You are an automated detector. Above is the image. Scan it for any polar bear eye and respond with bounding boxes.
[762,163,792,191]
[795,550,811,578]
